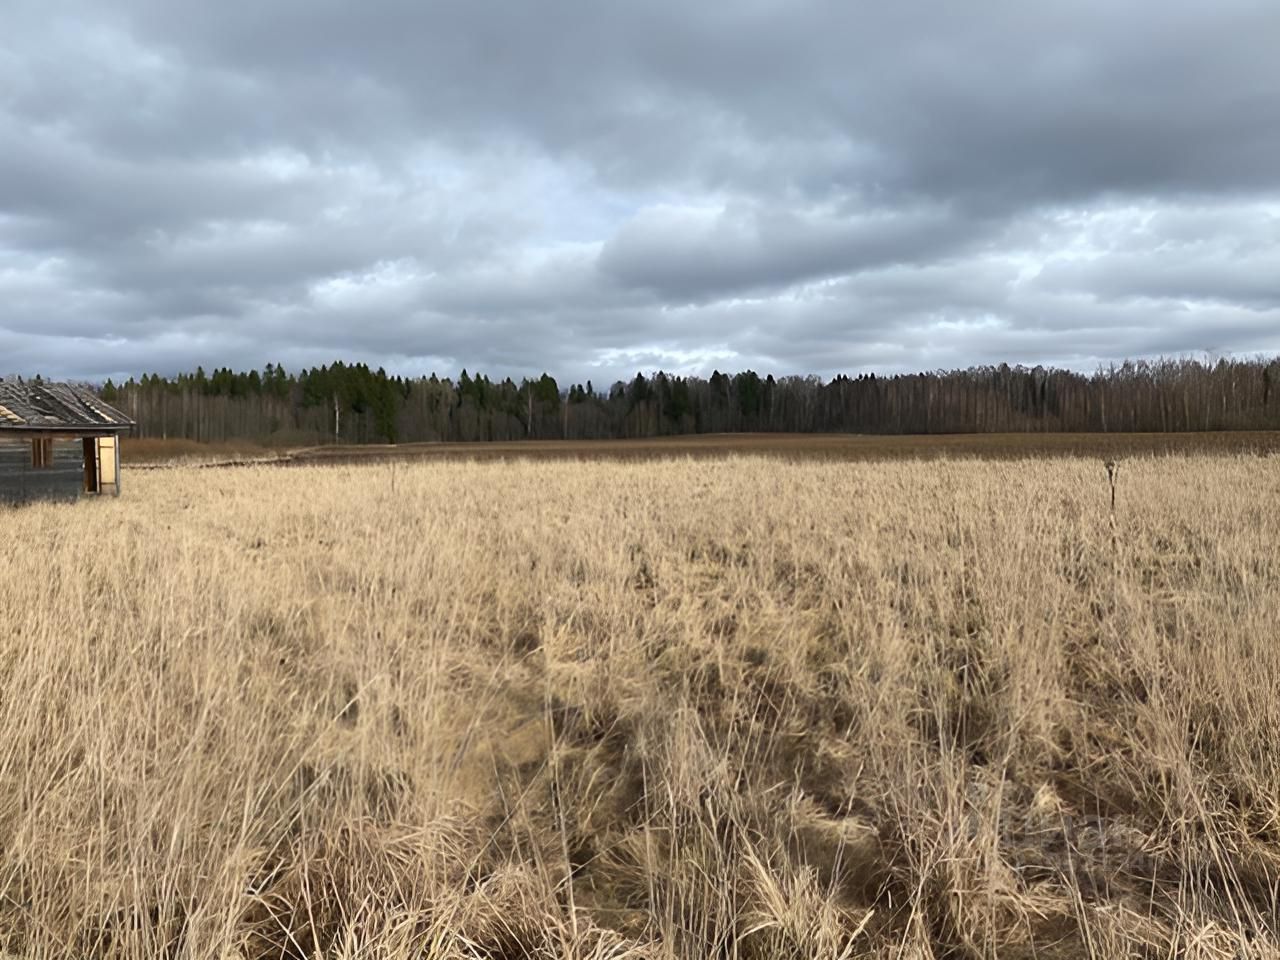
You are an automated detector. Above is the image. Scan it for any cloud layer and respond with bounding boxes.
[3,0,1279,385]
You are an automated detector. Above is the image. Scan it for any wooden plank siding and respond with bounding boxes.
[0,438,86,505]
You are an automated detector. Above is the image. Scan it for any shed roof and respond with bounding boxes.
[0,378,133,433]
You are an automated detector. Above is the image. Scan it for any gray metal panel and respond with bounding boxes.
[0,440,84,505]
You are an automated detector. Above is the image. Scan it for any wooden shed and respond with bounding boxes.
[0,378,134,506]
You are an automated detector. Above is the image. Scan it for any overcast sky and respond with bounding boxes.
[3,1,1279,386]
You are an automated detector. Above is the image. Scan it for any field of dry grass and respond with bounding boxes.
[121,438,281,466]
[123,430,1280,467]
[3,454,1279,958]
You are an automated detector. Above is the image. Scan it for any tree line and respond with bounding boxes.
[98,356,1280,445]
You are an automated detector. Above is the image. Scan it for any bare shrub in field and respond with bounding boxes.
[1,455,1278,958]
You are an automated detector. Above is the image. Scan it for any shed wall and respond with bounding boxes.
[0,439,85,505]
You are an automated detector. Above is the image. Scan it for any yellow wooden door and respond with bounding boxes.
[97,436,118,491]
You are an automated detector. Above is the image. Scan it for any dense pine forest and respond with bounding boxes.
[98,356,1280,445]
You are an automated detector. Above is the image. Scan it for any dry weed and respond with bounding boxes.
[1,455,1278,958]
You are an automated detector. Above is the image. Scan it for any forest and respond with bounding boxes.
[98,355,1280,445]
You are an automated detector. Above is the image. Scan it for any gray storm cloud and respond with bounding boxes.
[2,0,1279,385]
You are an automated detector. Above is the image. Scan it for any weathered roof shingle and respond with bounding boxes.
[0,378,133,432]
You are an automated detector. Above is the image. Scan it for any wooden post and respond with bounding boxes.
[30,437,53,468]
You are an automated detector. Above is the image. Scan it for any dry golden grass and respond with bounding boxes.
[2,455,1279,958]
[125,430,1280,467]
[121,438,283,466]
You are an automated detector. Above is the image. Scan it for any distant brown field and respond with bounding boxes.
[122,437,278,464]
[126,429,1280,466]
[3,454,1279,958]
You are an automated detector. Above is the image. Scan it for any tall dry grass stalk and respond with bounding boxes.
[2,455,1278,958]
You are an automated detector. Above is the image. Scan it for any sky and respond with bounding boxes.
[2,0,1280,387]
